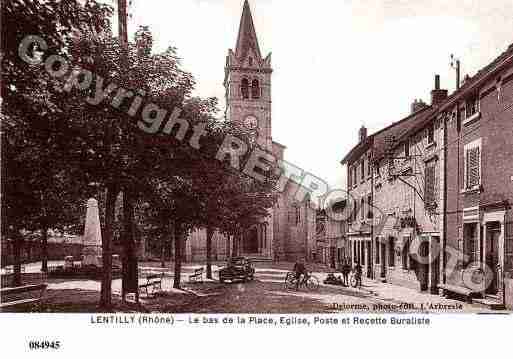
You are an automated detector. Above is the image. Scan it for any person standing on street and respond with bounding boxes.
[342,259,351,286]
[354,261,362,289]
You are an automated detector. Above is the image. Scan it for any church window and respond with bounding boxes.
[241,78,249,99]
[248,57,253,66]
[251,79,260,99]
[295,205,301,225]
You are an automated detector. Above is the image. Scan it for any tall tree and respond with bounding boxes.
[1,0,112,284]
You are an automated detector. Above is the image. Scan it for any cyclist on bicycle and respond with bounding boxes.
[293,259,308,290]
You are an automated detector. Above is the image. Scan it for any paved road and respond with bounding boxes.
[145,267,405,313]
[11,261,492,313]
[143,266,491,313]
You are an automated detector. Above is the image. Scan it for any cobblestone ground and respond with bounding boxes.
[8,261,498,313]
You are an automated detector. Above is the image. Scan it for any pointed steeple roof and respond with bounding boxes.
[234,0,262,60]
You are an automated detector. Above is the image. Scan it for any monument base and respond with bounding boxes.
[82,246,103,267]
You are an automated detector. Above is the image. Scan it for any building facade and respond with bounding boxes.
[342,85,446,291]
[341,44,513,309]
[342,126,375,278]
[315,200,348,267]
[370,79,447,293]
[441,45,513,308]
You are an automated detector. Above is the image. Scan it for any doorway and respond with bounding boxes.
[243,227,259,254]
[418,238,429,292]
[430,236,440,293]
[486,223,500,295]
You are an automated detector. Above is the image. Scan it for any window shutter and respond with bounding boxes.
[467,147,480,188]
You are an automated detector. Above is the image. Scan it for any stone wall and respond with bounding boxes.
[1,241,83,266]
[1,239,147,266]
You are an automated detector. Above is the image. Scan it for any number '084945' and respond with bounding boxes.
[28,341,61,350]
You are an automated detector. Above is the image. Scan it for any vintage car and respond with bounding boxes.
[218,257,255,283]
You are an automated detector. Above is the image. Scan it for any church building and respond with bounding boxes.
[184,0,316,262]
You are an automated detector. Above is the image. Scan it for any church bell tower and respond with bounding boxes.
[224,0,273,152]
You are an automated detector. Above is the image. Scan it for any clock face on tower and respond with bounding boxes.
[244,115,258,130]
[244,115,258,146]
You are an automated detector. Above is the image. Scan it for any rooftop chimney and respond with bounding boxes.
[431,74,448,106]
[359,126,367,143]
[411,99,428,114]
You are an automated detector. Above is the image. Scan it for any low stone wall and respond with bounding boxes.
[1,242,83,266]
[1,241,146,266]
[1,272,46,288]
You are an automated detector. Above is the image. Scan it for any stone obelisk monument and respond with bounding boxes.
[82,198,102,267]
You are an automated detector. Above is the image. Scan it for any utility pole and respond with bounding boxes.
[118,0,128,49]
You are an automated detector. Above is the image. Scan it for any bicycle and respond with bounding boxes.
[284,271,320,291]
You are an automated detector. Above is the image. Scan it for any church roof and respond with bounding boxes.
[272,140,287,149]
[235,0,262,60]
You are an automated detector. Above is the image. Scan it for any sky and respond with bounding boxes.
[116,0,513,191]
